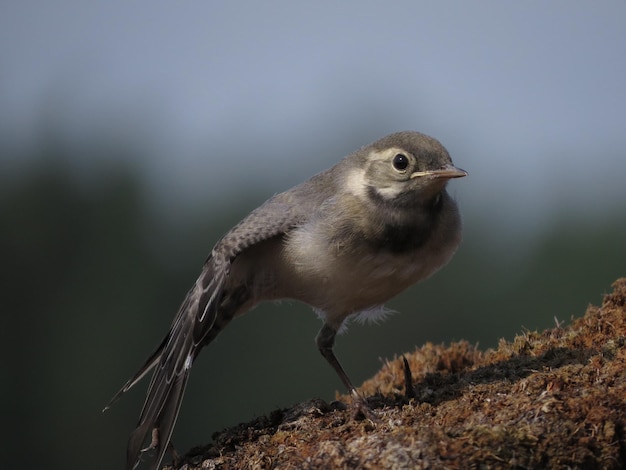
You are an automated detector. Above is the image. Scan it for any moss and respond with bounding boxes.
[173,279,626,469]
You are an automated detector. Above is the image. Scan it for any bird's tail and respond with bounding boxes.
[103,336,167,414]
[106,259,231,470]
[106,290,197,470]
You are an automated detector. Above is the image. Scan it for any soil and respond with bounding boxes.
[172,278,626,469]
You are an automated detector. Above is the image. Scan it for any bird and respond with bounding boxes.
[105,130,467,470]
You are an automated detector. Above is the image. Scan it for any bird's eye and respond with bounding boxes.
[392,154,409,171]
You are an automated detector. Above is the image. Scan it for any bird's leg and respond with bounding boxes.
[169,441,181,468]
[316,323,359,398]
[315,323,374,421]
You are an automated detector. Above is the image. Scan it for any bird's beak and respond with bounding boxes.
[410,165,468,179]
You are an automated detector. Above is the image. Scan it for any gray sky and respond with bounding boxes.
[1,1,625,231]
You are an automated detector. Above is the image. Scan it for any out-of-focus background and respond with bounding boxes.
[2,2,625,469]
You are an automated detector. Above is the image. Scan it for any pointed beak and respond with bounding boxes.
[410,165,468,179]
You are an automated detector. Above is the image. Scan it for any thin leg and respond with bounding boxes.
[315,323,359,399]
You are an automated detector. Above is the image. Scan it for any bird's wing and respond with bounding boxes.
[107,195,309,470]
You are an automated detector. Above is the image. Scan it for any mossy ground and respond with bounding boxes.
[170,279,626,469]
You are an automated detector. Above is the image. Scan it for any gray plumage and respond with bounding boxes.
[105,131,467,470]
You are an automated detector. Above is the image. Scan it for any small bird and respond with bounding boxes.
[106,131,467,470]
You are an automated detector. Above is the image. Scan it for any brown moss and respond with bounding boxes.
[172,278,626,469]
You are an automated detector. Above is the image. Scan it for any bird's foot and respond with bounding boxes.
[139,428,181,468]
[141,427,159,453]
[347,391,379,423]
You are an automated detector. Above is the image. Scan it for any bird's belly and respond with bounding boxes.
[315,251,425,311]
[280,228,459,317]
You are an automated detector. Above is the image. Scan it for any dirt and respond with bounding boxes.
[172,278,626,469]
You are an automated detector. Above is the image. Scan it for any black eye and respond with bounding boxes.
[392,153,409,171]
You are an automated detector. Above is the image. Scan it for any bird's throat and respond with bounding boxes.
[364,186,444,253]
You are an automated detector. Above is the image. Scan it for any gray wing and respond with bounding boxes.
[105,194,312,470]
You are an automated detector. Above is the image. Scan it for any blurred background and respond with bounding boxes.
[2,1,625,469]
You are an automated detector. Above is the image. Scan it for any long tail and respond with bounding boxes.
[106,258,231,470]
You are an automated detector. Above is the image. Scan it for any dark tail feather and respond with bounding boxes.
[126,371,190,470]
[103,335,168,413]
[114,260,229,470]
[122,299,196,469]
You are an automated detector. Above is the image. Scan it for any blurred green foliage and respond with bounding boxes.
[1,139,624,470]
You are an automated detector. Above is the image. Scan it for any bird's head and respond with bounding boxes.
[345,131,467,207]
